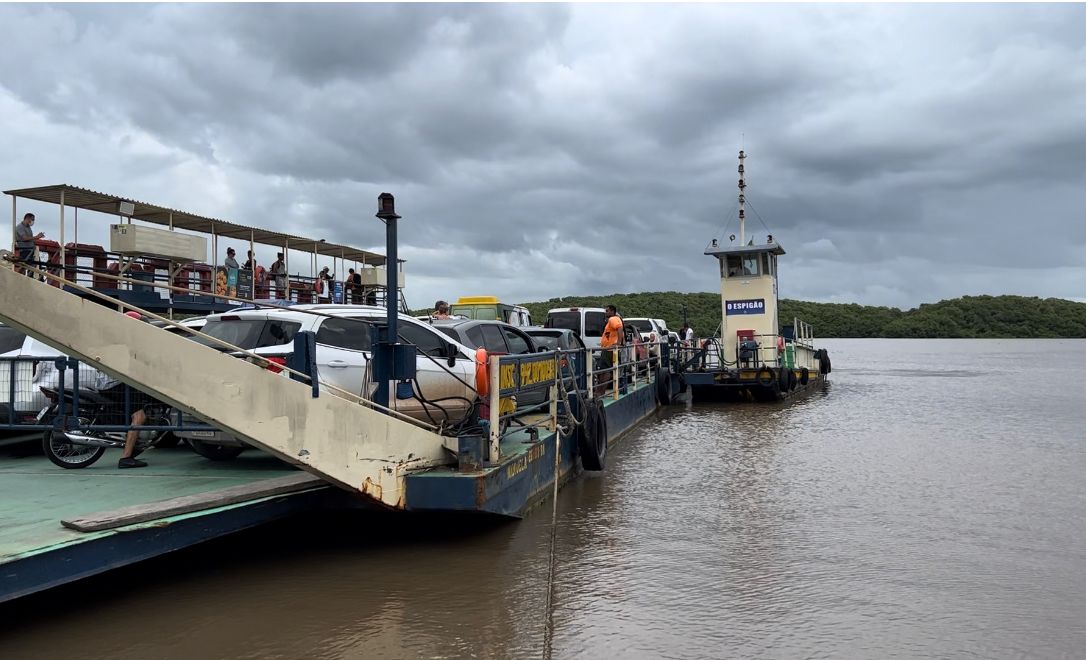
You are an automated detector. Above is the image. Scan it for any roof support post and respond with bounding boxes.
[11,195,16,252]
[59,188,65,265]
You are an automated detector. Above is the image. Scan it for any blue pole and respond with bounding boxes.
[374,193,401,411]
[386,216,397,357]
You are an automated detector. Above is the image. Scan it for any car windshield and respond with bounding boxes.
[627,320,653,332]
[0,326,27,354]
[546,312,580,332]
[197,318,301,350]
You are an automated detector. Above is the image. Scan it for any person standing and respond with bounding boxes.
[598,304,624,393]
[14,213,44,277]
[432,300,450,320]
[317,266,333,303]
[351,268,363,304]
[242,250,256,271]
[270,252,288,300]
[224,248,240,270]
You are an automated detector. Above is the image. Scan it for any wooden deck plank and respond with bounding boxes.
[61,471,328,532]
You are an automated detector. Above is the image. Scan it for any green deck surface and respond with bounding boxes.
[0,447,297,564]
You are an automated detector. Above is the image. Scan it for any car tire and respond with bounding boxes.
[187,438,245,461]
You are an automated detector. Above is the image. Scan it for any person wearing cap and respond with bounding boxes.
[432,300,450,320]
[224,248,240,270]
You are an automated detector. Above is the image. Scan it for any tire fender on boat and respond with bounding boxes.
[800,367,810,386]
[474,348,489,397]
[579,399,607,471]
[757,367,775,388]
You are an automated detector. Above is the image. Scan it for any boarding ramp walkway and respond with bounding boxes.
[0,261,451,509]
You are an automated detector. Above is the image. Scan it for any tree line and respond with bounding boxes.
[511,293,1086,338]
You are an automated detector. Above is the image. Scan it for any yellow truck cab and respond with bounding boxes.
[450,296,533,327]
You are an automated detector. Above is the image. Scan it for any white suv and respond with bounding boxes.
[625,318,671,353]
[174,305,480,455]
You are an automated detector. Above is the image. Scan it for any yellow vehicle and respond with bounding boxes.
[449,296,532,327]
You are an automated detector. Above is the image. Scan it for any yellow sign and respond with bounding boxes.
[498,358,557,392]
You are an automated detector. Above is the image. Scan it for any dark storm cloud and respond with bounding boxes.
[0,3,1083,309]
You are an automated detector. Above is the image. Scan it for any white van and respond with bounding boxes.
[544,307,609,349]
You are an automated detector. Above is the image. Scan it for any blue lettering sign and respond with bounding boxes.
[725,298,766,316]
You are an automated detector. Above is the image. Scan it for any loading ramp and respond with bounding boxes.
[0,261,452,508]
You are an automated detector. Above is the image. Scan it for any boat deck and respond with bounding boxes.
[0,446,332,603]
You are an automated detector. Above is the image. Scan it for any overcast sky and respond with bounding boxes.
[1,3,1083,310]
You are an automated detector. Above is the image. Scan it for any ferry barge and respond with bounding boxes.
[0,187,674,602]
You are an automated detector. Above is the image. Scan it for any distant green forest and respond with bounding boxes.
[507,294,1086,338]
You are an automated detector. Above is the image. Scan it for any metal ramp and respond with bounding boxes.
[0,262,451,509]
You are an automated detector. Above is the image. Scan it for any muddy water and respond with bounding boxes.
[2,339,1086,659]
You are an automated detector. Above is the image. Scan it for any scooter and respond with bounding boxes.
[37,386,175,469]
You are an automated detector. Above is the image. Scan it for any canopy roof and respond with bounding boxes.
[5,184,388,266]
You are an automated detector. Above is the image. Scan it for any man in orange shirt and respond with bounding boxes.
[597,305,624,394]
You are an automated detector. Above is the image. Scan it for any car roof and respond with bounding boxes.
[432,318,524,330]
[206,304,390,321]
[547,307,605,313]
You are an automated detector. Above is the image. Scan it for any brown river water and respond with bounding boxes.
[2,339,1085,659]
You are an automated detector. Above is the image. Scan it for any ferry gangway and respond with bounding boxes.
[0,259,462,508]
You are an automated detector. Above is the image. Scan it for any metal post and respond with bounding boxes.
[10,195,15,253]
[373,194,401,410]
[548,354,558,433]
[585,348,594,400]
[59,188,65,266]
[613,348,620,400]
[489,354,501,461]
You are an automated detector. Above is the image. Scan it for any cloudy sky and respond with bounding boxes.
[1,3,1083,310]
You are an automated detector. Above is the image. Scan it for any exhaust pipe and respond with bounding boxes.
[60,431,124,448]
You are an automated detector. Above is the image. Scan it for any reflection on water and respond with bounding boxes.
[3,339,1086,659]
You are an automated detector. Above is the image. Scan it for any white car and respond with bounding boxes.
[625,318,669,345]
[174,305,481,457]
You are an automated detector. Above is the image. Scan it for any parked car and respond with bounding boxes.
[431,319,547,409]
[524,327,587,386]
[151,316,207,334]
[174,305,481,458]
[624,324,650,376]
[544,307,608,349]
[449,296,533,327]
[523,327,586,353]
[625,317,670,355]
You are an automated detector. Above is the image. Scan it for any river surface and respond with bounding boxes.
[3,339,1086,659]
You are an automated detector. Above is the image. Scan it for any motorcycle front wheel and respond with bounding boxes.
[42,428,107,469]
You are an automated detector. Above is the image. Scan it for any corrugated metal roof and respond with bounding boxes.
[4,184,389,266]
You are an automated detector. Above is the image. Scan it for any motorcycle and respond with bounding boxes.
[37,385,176,469]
